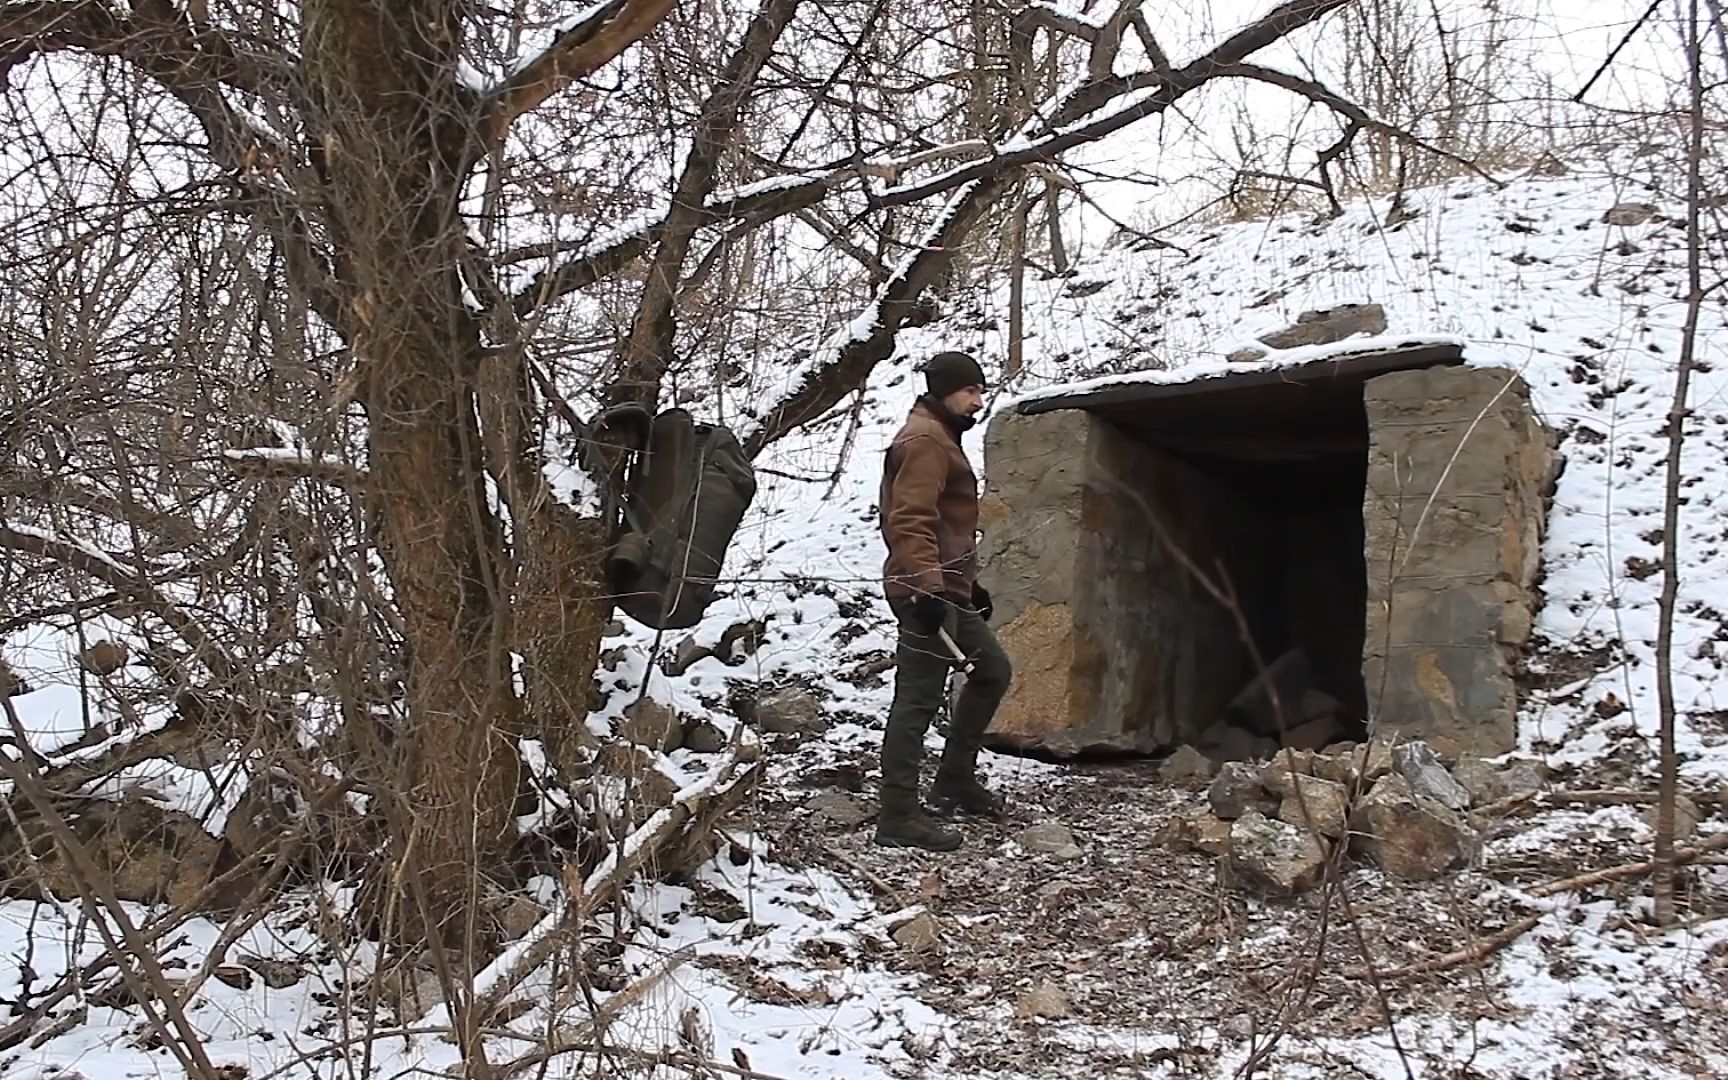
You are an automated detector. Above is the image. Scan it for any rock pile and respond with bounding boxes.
[1159,737,1546,894]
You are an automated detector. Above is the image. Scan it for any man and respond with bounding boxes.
[875,350,1014,851]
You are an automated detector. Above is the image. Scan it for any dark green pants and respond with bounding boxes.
[881,596,1013,811]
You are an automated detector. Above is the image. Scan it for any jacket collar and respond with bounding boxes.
[915,394,975,440]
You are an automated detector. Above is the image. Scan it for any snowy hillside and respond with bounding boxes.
[7,160,1728,1078]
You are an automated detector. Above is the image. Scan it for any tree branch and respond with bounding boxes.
[0,524,240,686]
[1215,62,1502,186]
[511,173,837,314]
[607,0,803,406]
[741,0,1356,454]
[479,0,676,147]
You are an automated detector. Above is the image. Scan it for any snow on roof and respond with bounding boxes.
[1004,331,1470,413]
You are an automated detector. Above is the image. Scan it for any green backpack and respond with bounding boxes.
[603,406,757,630]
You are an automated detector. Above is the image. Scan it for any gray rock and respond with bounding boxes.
[1313,744,1367,788]
[1159,744,1218,785]
[238,955,304,989]
[1275,774,1350,839]
[1450,757,1503,804]
[1015,979,1073,1019]
[1258,303,1388,350]
[1260,748,1319,796]
[1603,201,1658,226]
[1226,347,1268,363]
[1154,810,1232,857]
[756,687,827,735]
[499,896,548,940]
[1227,811,1329,894]
[618,697,683,753]
[1017,822,1083,859]
[1361,736,1398,781]
[892,912,941,952]
[808,790,873,829]
[1393,741,1471,811]
[1452,756,1541,805]
[680,719,729,754]
[1351,773,1480,881]
[662,636,714,676]
[1498,759,1546,799]
[1209,762,1278,820]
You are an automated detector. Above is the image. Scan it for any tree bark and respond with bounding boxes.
[301,0,517,944]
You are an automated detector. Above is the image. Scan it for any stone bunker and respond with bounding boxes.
[977,342,1556,761]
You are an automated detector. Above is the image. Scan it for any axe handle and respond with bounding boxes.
[936,627,975,674]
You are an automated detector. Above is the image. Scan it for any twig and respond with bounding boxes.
[1352,832,1728,980]
[1368,914,1545,979]
[500,947,696,1078]
[821,845,910,910]
[1529,831,1728,899]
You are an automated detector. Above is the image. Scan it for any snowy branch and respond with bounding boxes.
[0,524,240,686]
[479,0,675,146]
[610,0,804,403]
[437,746,762,1023]
[222,447,367,487]
[0,0,294,166]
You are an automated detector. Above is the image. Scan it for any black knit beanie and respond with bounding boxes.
[921,351,987,398]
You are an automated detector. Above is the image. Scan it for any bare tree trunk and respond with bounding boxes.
[1005,180,1029,380]
[301,0,517,944]
[1654,0,1707,928]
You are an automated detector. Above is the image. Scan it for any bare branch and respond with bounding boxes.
[1216,62,1502,186]
[0,524,240,685]
[511,174,837,314]
[741,0,1358,455]
[609,0,804,404]
[479,0,676,146]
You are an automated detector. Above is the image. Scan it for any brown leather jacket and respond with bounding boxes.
[879,399,979,600]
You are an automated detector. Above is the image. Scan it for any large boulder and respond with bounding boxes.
[1361,368,1554,757]
[1350,773,1480,880]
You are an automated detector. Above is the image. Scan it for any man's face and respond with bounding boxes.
[943,384,985,417]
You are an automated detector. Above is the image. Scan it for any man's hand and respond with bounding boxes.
[911,593,948,634]
[970,583,993,622]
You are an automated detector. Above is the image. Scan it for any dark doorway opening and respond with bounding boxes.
[1042,353,1466,760]
[1145,443,1371,756]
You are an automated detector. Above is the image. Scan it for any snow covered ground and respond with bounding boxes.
[6,158,1728,1077]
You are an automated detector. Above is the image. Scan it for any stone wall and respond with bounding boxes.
[1361,366,1554,755]
[978,410,1245,754]
[980,361,1554,759]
